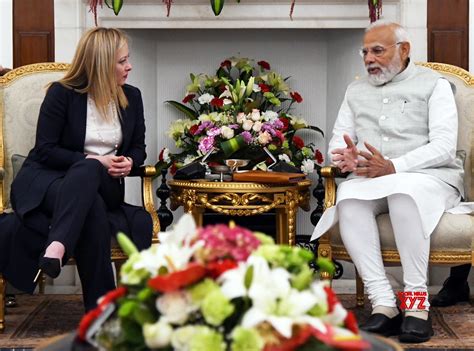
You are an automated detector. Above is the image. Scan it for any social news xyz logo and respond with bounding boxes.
[397,291,427,310]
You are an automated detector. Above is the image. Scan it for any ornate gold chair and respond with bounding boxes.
[0,63,160,331]
[317,62,474,306]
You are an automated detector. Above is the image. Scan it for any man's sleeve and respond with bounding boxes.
[327,90,357,164]
[390,78,458,172]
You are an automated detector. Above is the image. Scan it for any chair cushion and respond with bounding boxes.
[11,154,26,180]
[329,212,473,252]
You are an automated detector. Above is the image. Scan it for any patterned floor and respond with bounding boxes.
[0,294,472,350]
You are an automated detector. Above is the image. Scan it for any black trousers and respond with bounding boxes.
[39,159,122,311]
[449,264,471,283]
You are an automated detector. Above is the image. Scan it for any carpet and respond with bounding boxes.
[0,294,83,349]
[0,294,473,350]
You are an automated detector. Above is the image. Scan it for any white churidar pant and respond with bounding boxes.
[311,172,461,311]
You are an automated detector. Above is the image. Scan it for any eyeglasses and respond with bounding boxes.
[359,42,403,58]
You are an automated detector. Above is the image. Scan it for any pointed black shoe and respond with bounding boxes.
[35,256,61,282]
[359,312,402,336]
[399,316,434,343]
[431,278,470,307]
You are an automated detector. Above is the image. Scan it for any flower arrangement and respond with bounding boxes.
[77,214,369,350]
[157,57,324,175]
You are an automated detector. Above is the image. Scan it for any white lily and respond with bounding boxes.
[219,256,327,338]
[198,93,214,104]
[132,214,204,275]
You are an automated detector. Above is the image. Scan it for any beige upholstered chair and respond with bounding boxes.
[0,63,160,331]
[317,62,474,307]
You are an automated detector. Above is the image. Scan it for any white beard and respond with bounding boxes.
[366,55,404,86]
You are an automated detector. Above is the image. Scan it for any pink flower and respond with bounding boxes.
[198,136,215,154]
[196,223,261,262]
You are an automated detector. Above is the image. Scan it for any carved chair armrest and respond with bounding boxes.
[320,165,347,210]
[130,165,161,241]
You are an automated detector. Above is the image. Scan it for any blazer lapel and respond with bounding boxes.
[77,92,88,151]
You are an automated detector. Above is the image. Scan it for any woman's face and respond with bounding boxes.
[116,43,132,86]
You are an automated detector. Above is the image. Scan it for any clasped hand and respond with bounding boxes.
[86,154,133,178]
[331,134,395,178]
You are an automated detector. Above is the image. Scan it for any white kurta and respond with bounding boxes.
[311,76,464,241]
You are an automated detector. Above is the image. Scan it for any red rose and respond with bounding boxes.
[189,124,199,135]
[258,83,271,93]
[210,97,224,108]
[182,94,195,104]
[314,149,324,164]
[279,117,289,132]
[170,162,177,175]
[290,91,303,103]
[293,135,305,149]
[220,59,231,68]
[274,130,285,144]
[159,148,165,161]
[257,60,271,70]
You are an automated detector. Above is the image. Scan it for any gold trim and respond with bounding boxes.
[417,62,474,86]
[0,63,69,86]
[332,246,472,265]
[169,179,312,192]
[142,173,161,237]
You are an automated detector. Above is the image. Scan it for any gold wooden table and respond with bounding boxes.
[168,179,312,245]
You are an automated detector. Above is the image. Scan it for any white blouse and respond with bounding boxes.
[84,96,123,156]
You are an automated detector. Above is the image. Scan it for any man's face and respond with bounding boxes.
[362,26,408,86]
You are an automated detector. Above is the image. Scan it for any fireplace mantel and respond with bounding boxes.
[86,0,402,29]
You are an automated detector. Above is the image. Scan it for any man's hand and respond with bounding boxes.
[331,134,359,173]
[356,142,395,178]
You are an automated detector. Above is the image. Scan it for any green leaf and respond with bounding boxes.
[244,266,254,290]
[118,300,138,318]
[117,232,138,256]
[165,100,198,119]
[306,125,325,137]
[104,0,112,9]
[211,0,225,16]
[316,257,335,277]
[112,0,123,15]
[133,303,155,325]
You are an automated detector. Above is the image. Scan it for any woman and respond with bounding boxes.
[6,27,152,311]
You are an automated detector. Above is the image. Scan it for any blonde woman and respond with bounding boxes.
[5,27,152,311]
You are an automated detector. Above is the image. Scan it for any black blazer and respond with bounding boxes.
[11,82,147,221]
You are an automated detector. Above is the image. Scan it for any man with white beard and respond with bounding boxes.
[311,21,464,343]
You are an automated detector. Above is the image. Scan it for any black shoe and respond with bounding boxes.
[5,294,17,308]
[359,312,403,336]
[399,316,434,343]
[431,278,470,307]
[36,256,61,281]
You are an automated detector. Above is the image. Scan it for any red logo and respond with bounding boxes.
[397,291,427,310]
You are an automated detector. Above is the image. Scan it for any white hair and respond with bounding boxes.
[365,20,411,45]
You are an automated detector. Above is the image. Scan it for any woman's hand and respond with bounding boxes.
[108,156,133,178]
[86,154,117,169]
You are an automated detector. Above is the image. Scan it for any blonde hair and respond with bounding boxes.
[58,27,129,121]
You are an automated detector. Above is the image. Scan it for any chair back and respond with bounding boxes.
[419,63,474,201]
[0,63,69,211]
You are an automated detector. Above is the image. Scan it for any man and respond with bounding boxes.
[311,20,464,343]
